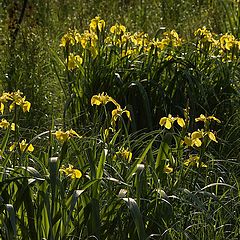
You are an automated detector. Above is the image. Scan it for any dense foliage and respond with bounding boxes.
[0,1,239,239]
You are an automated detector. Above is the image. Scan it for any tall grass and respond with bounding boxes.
[0,1,240,239]
[0,91,239,239]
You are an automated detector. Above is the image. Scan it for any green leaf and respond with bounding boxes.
[126,136,157,181]
[122,198,147,240]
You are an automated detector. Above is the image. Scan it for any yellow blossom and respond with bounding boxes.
[91,92,120,107]
[207,131,218,142]
[110,23,126,35]
[184,155,207,168]
[159,114,184,129]
[9,143,16,152]
[60,32,75,47]
[7,91,31,113]
[10,140,34,153]
[0,103,4,114]
[163,164,173,174]
[159,114,175,129]
[111,106,131,126]
[183,130,204,148]
[22,101,31,112]
[0,119,10,129]
[54,129,80,142]
[59,164,82,179]
[11,123,15,131]
[114,147,132,162]
[89,16,105,32]
[19,140,34,152]
[219,33,236,51]
[0,92,12,102]
[195,114,221,123]
[67,53,83,71]
[176,117,186,128]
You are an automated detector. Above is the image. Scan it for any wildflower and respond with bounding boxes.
[0,119,14,130]
[59,164,82,179]
[0,119,10,129]
[10,139,34,153]
[53,129,80,142]
[67,53,83,71]
[19,140,34,152]
[21,100,31,112]
[11,123,15,131]
[163,164,173,174]
[183,130,204,148]
[91,92,119,107]
[111,106,131,126]
[103,127,114,140]
[80,30,98,49]
[0,103,4,114]
[159,114,185,129]
[176,117,186,128]
[9,143,16,152]
[0,92,13,114]
[194,27,215,43]
[89,16,105,33]
[60,32,75,47]
[8,91,31,112]
[184,155,207,168]
[114,147,132,162]
[159,114,175,129]
[219,33,236,51]
[195,114,221,123]
[207,131,218,143]
[110,23,126,35]
[183,129,218,147]
[0,92,12,103]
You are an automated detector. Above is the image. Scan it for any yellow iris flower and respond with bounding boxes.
[59,164,82,179]
[111,106,131,124]
[54,129,80,142]
[91,92,119,107]
[184,155,207,168]
[159,114,185,129]
[10,139,34,153]
[195,114,221,123]
[114,147,132,162]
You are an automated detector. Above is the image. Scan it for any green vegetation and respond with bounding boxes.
[0,1,239,239]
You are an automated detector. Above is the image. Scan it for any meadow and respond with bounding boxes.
[0,1,239,239]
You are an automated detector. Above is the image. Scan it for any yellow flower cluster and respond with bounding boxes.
[10,139,34,153]
[59,164,82,179]
[183,129,217,147]
[195,27,240,60]
[182,114,220,147]
[109,28,182,58]
[60,18,102,61]
[0,90,31,114]
[91,92,131,127]
[159,114,185,129]
[159,113,220,170]
[154,30,182,50]
[0,119,15,131]
[53,129,80,142]
[60,17,183,66]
